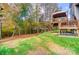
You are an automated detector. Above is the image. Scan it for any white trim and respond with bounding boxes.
[52,11,67,15]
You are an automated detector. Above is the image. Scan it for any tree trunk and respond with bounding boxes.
[12,26,16,37]
[25,28,27,34]
[18,28,20,36]
[0,20,2,39]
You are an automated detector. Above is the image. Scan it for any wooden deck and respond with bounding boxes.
[59,26,78,29]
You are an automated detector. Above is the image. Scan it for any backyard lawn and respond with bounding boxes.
[0,32,79,55]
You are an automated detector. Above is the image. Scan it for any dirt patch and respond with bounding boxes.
[0,33,75,55]
[33,37,42,43]
[28,46,49,55]
[3,40,18,48]
[0,33,39,48]
[0,33,39,44]
[46,41,75,55]
[1,37,34,48]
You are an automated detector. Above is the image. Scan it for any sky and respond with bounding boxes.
[58,3,71,19]
[58,3,70,11]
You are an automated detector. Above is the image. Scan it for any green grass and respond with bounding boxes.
[38,32,79,54]
[1,32,79,54]
[0,36,55,55]
[52,29,59,33]
[0,45,16,55]
[0,43,33,55]
[0,38,38,55]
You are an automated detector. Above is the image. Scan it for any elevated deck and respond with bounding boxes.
[59,26,78,29]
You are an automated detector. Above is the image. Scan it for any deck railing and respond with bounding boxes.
[59,24,78,29]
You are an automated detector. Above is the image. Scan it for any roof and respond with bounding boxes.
[52,11,67,18]
[75,3,79,6]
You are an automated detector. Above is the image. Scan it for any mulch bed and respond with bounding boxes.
[0,33,39,43]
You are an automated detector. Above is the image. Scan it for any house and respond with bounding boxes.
[52,11,67,28]
[52,10,79,36]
